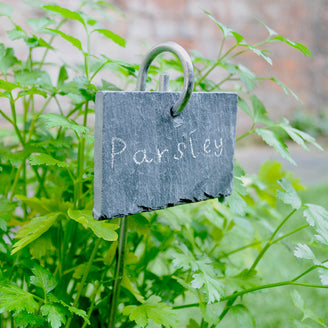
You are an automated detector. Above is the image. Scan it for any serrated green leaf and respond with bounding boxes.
[256,128,296,165]
[293,243,316,260]
[250,95,268,123]
[204,11,243,44]
[13,311,46,327]
[121,276,145,303]
[57,65,69,88]
[0,44,17,76]
[46,28,82,51]
[30,236,54,260]
[0,284,39,313]
[0,3,12,17]
[68,209,119,241]
[191,272,223,303]
[291,290,327,326]
[47,294,89,323]
[226,190,248,216]
[303,204,328,245]
[0,79,18,92]
[93,28,126,47]
[29,153,70,168]
[279,118,323,151]
[14,311,45,327]
[257,161,304,206]
[172,244,197,271]
[0,197,16,221]
[43,5,85,28]
[39,113,89,137]
[0,219,7,232]
[277,178,302,209]
[230,304,255,328]
[11,212,61,254]
[14,69,43,85]
[238,97,252,117]
[30,266,57,294]
[270,77,301,103]
[256,19,277,37]
[243,43,272,65]
[272,35,312,57]
[318,263,328,286]
[7,26,27,41]
[17,87,48,99]
[16,195,55,214]
[26,17,54,33]
[123,295,178,328]
[41,304,66,328]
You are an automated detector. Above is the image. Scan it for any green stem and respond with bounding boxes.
[209,73,233,91]
[272,224,309,244]
[0,109,13,125]
[216,208,297,323]
[76,101,89,208]
[90,60,111,82]
[39,18,67,70]
[218,295,237,323]
[10,163,23,201]
[27,95,53,142]
[219,44,239,62]
[236,127,255,142]
[81,270,107,328]
[223,39,272,62]
[249,209,297,272]
[217,36,226,59]
[108,217,128,328]
[292,260,328,282]
[10,97,25,146]
[196,62,220,87]
[223,224,309,258]
[173,281,328,310]
[65,238,102,328]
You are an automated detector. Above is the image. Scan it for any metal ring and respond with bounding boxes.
[136,41,194,116]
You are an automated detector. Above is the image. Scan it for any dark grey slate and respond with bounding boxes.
[93,91,238,220]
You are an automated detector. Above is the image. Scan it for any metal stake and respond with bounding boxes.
[108,216,127,328]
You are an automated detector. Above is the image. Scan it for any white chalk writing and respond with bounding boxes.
[110,130,224,169]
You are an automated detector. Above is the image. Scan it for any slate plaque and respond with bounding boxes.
[93,91,238,220]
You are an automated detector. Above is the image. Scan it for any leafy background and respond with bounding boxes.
[0,1,327,328]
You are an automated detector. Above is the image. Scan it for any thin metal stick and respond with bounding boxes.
[108,216,128,328]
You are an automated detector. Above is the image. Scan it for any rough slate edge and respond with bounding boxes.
[93,91,238,221]
[93,92,103,221]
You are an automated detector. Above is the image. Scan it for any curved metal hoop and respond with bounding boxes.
[136,41,194,116]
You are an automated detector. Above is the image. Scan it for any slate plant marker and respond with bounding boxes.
[97,42,238,327]
[93,42,238,221]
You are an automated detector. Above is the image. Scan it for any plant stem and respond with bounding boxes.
[65,238,102,328]
[173,280,328,310]
[248,209,297,273]
[236,127,255,142]
[217,295,237,323]
[76,101,89,208]
[81,270,107,328]
[9,163,23,201]
[196,62,219,87]
[209,73,233,91]
[222,224,309,258]
[215,208,297,323]
[108,217,128,328]
[27,95,53,142]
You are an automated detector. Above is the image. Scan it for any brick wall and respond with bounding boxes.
[1,0,327,129]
